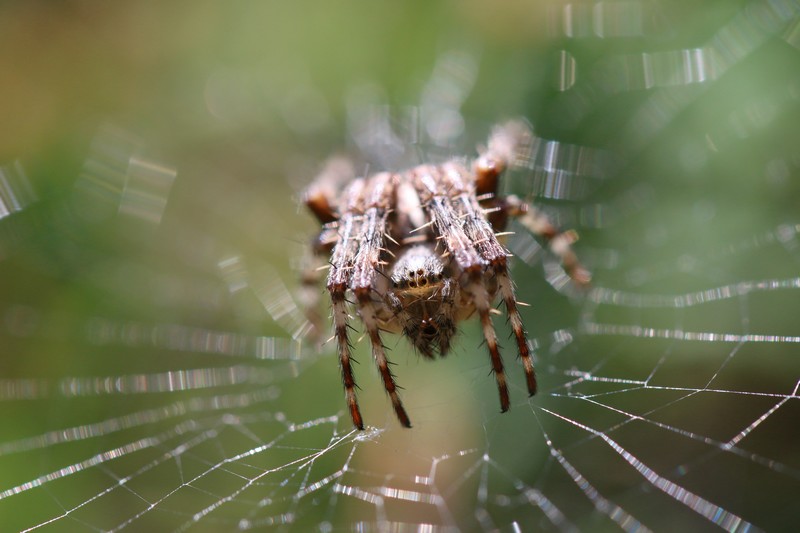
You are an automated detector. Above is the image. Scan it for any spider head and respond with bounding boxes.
[390,245,444,295]
[389,245,455,357]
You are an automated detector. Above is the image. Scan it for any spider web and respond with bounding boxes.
[2,1,800,531]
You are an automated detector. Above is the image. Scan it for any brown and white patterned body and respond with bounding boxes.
[302,121,590,429]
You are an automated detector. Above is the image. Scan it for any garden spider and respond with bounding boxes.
[302,120,589,429]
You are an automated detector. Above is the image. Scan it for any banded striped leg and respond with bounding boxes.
[326,179,366,430]
[507,197,591,287]
[413,166,510,412]
[444,162,537,397]
[474,119,533,198]
[470,270,510,411]
[298,223,341,344]
[474,121,590,288]
[297,246,329,345]
[351,173,411,428]
[435,278,458,356]
[303,157,357,343]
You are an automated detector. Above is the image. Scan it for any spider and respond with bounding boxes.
[301,120,590,429]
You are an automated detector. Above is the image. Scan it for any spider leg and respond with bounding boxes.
[303,156,357,224]
[297,220,342,344]
[326,178,367,430]
[474,119,533,198]
[436,277,458,356]
[473,120,590,287]
[443,162,537,397]
[413,165,510,412]
[352,173,411,428]
[297,244,330,345]
[302,157,356,343]
[506,196,591,286]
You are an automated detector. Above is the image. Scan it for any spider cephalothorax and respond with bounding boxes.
[302,121,589,429]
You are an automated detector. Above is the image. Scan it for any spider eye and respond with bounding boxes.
[416,269,424,275]
[419,278,427,286]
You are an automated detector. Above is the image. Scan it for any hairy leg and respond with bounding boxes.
[472,121,590,287]
[443,162,537,397]
[326,179,366,430]
[413,165,511,412]
[302,157,354,343]
[351,173,411,428]
[303,156,357,224]
[506,196,591,287]
[435,278,458,356]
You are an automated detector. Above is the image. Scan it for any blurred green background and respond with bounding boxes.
[1,1,799,531]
